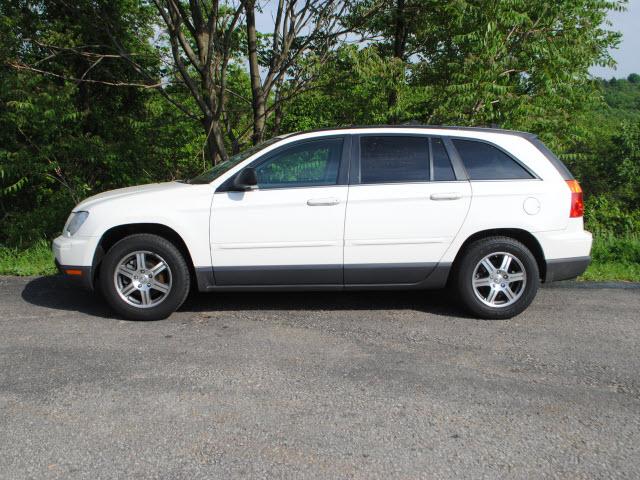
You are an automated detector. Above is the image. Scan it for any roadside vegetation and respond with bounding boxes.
[0,1,639,281]
[581,234,640,281]
[0,240,56,276]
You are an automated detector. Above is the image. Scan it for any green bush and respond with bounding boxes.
[591,233,640,263]
[580,233,640,281]
[584,195,640,237]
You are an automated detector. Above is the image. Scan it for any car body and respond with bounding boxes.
[53,126,592,320]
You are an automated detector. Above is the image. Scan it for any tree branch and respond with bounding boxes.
[7,61,162,89]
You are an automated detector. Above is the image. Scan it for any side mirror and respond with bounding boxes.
[233,167,258,191]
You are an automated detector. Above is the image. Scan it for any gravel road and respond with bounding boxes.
[1,275,639,479]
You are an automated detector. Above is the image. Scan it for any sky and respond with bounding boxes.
[590,0,640,79]
[254,1,639,80]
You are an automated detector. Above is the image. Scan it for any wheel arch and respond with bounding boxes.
[91,223,197,289]
[450,228,546,281]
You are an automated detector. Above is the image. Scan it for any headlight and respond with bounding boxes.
[64,211,89,237]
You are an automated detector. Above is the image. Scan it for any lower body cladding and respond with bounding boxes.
[197,263,449,292]
[545,256,591,283]
[196,256,591,292]
[55,258,591,292]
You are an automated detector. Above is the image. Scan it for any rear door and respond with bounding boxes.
[210,136,350,286]
[343,134,471,284]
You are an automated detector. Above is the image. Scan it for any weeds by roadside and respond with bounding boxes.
[0,239,57,276]
[579,234,640,281]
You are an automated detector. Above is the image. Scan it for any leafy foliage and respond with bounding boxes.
[0,0,638,264]
[0,0,203,245]
[568,77,640,223]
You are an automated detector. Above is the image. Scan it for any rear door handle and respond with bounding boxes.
[430,192,462,201]
[307,197,340,206]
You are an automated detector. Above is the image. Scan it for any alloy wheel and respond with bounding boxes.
[471,251,527,308]
[113,250,172,308]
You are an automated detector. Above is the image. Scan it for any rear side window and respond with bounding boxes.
[452,139,534,180]
[360,136,429,183]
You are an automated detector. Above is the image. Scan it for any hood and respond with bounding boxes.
[74,182,189,211]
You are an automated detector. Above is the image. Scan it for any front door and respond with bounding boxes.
[211,136,349,285]
[344,135,471,284]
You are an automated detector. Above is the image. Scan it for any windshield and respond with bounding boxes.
[187,136,284,184]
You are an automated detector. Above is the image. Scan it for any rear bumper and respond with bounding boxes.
[545,256,591,283]
[533,227,592,260]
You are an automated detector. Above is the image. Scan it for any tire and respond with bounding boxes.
[99,234,191,320]
[453,236,539,319]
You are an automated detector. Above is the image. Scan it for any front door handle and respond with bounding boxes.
[307,197,340,206]
[430,192,462,201]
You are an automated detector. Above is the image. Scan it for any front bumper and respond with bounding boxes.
[52,235,98,290]
[545,256,591,283]
[54,259,94,290]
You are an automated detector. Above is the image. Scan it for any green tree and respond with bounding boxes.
[0,0,634,248]
[0,0,186,244]
[345,0,624,151]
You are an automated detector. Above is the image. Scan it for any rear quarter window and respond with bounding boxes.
[452,139,534,180]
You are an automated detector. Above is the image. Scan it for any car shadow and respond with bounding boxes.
[21,275,469,320]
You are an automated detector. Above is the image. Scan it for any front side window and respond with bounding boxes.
[255,138,343,188]
[188,136,283,184]
[452,139,534,180]
[360,136,429,184]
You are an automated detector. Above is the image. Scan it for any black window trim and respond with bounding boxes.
[350,133,468,186]
[216,135,351,192]
[446,135,541,181]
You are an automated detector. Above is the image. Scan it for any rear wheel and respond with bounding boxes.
[100,234,190,320]
[454,236,539,319]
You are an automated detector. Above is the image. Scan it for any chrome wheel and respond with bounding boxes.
[472,252,526,308]
[113,250,172,309]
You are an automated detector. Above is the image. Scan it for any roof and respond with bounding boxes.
[284,124,537,139]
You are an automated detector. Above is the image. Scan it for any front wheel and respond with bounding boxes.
[453,236,539,319]
[100,234,191,320]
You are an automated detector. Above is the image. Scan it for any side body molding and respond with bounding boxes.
[194,262,452,292]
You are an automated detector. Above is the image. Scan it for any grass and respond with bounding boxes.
[1,234,639,282]
[0,239,57,276]
[579,261,640,281]
[578,233,640,282]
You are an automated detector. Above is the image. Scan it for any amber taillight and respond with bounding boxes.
[566,180,584,218]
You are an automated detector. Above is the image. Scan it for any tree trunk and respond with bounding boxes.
[201,57,228,165]
[392,0,407,60]
[388,0,407,123]
[245,1,266,145]
[202,115,228,165]
[273,78,283,136]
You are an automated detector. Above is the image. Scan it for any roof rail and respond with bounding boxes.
[284,124,537,139]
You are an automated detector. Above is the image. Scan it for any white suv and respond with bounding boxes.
[53,126,592,320]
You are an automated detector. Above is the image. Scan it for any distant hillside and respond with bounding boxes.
[598,74,640,123]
